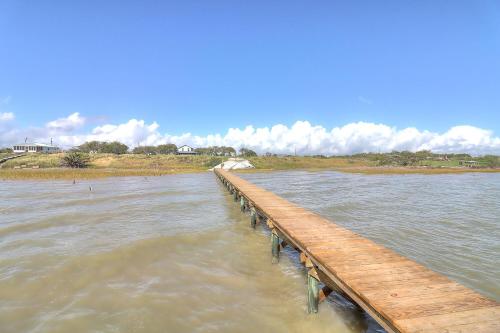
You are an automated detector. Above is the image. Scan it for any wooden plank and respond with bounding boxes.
[394,306,500,332]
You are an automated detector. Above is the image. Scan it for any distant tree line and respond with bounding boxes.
[195,146,236,156]
[343,150,500,167]
[132,144,178,155]
[480,155,500,168]
[239,148,257,157]
[69,141,257,157]
[73,141,129,154]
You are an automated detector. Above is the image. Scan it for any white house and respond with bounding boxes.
[177,145,196,155]
[13,142,61,153]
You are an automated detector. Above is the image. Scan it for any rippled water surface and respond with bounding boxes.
[1,171,499,332]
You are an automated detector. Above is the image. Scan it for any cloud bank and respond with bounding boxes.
[1,112,500,155]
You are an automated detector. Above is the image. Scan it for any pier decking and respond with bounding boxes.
[215,169,499,333]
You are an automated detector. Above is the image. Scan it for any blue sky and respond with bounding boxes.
[1,1,499,154]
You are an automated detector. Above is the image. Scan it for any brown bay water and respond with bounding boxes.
[1,171,499,332]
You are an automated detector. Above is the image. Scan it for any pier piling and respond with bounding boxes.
[307,269,320,314]
[240,196,246,212]
[271,229,280,263]
[250,207,257,228]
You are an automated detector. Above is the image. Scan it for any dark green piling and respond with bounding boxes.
[250,208,257,228]
[307,271,320,313]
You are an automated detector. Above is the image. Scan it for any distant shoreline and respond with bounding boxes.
[1,153,499,180]
[1,165,499,181]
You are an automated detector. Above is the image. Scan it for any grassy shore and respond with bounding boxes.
[1,153,499,180]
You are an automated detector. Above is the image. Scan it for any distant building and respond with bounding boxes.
[177,145,196,155]
[13,142,61,153]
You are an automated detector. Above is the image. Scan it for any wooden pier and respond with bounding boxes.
[215,169,499,333]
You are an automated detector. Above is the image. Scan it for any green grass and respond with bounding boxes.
[1,153,61,168]
[0,152,13,159]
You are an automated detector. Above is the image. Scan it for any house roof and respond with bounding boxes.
[14,142,59,148]
[178,145,194,149]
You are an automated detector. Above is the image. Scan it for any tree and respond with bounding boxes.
[61,152,90,168]
[75,141,103,153]
[221,146,236,156]
[239,148,257,157]
[74,141,129,154]
[195,146,236,156]
[100,141,129,154]
[156,144,177,154]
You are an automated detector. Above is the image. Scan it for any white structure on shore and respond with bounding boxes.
[177,145,197,155]
[13,142,60,153]
[210,158,255,170]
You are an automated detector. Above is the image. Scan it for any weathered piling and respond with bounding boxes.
[240,196,246,212]
[250,207,257,228]
[307,270,320,313]
[271,229,280,264]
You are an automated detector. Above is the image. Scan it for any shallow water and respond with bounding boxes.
[0,171,498,332]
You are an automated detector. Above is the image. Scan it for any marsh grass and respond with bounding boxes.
[341,166,500,175]
[247,156,375,169]
[0,167,204,180]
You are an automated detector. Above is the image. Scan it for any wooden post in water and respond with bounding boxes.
[271,229,280,263]
[234,190,238,201]
[257,214,267,224]
[250,207,257,228]
[240,196,246,211]
[307,268,320,313]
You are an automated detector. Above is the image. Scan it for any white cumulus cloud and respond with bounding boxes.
[1,113,500,155]
[0,112,14,122]
[46,112,85,133]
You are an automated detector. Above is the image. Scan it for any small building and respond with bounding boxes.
[177,145,196,155]
[13,142,61,154]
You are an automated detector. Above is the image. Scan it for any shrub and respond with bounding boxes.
[61,152,90,168]
[239,148,257,157]
[204,157,224,168]
[133,146,157,154]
